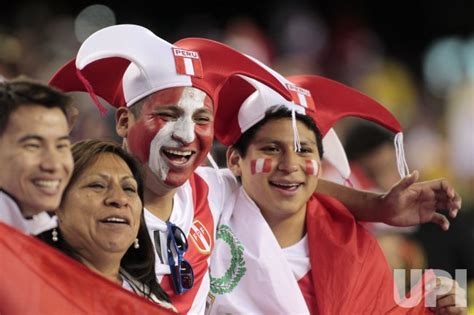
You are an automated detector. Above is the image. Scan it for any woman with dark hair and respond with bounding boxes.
[38,139,176,311]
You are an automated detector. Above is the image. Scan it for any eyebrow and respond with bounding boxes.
[254,138,317,145]
[18,135,70,143]
[194,107,213,113]
[93,174,136,182]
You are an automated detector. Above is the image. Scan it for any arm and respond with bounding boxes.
[316,170,462,230]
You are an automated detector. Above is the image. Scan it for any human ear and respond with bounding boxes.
[116,107,131,138]
[226,147,242,177]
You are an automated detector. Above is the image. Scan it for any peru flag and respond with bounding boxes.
[172,48,203,78]
[251,158,272,174]
[305,159,320,176]
[286,84,315,109]
[189,220,212,254]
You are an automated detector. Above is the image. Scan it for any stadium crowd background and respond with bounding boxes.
[1,0,473,309]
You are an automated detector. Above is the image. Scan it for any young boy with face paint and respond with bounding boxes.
[51,26,462,314]
[206,76,466,314]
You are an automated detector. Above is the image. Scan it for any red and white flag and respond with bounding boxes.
[251,158,272,174]
[305,159,320,176]
[172,48,203,78]
[286,84,315,109]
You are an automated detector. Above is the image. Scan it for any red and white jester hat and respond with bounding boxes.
[288,75,410,179]
[212,61,410,180]
[49,24,292,114]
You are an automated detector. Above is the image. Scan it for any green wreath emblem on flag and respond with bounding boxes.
[210,224,246,294]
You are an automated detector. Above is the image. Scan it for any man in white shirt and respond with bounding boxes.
[0,79,74,234]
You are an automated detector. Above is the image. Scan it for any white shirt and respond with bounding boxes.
[0,190,57,235]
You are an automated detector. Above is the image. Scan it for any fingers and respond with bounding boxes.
[393,170,419,193]
[435,180,462,216]
[430,277,467,314]
[431,212,450,231]
[436,306,467,315]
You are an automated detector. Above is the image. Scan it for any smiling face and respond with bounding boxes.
[0,105,73,216]
[117,87,214,188]
[57,153,142,259]
[228,118,321,226]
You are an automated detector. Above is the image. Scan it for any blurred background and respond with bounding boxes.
[1,0,473,309]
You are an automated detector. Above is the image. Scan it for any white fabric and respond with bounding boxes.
[322,128,351,180]
[76,24,193,107]
[144,167,237,315]
[0,190,57,235]
[282,234,311,281]
[207,187,309,315]
[237,75,306,133]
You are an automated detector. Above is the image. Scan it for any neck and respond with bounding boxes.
[261,205,307,249]
[76,252,122,285]
[144,185,175,221]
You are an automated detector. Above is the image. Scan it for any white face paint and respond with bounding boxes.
[148,87,207,181]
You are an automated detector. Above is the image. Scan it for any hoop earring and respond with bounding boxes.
[134,238,140,249]
[52,228,58,242]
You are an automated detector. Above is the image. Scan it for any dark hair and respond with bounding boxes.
[0,78,73,136]
[129,98,145,118]
[233,106,324,158]
[38,139,169,303]
[344,121,394,161]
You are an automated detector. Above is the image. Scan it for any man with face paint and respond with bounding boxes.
[51,26,462,314]
[123,87,214,193]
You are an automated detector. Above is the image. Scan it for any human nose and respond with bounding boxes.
[171,117,195,144]
[39,147,63,173]
[105,185,129,208]
[277,151,300,173]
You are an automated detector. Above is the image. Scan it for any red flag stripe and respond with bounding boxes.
[251,159,272,174]
[305,160,320,176]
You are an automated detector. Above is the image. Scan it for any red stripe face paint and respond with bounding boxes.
[305,159,320,176]
[250,158,272,175]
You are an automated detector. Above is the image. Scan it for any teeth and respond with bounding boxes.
[34,180,60,188]
[274,183,299,187]
[164,149,192,157]
[104,217,127,223]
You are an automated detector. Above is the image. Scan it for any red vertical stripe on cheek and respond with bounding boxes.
[262,158,272,172]
[251,160,257,175]
[305,160,320,176]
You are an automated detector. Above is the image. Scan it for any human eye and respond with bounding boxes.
[260,145,280,153]
[123,184,137,193]
[155,110,179,121]
[57,140,71,151]
[22,140,41,151]
[193,111,213,125]
[87,182,106,190]
[298,146,314,154]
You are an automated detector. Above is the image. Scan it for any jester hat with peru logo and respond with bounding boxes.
[49,24,293,114]
[211,57,408,181]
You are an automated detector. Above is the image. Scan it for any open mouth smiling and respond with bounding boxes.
[161,148,196,165]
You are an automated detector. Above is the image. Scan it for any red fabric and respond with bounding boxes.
[297,271,317,315]
[306,194,432,314]
[0,223,174,315]
[287,75,402,137]
[159,173,215,314]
